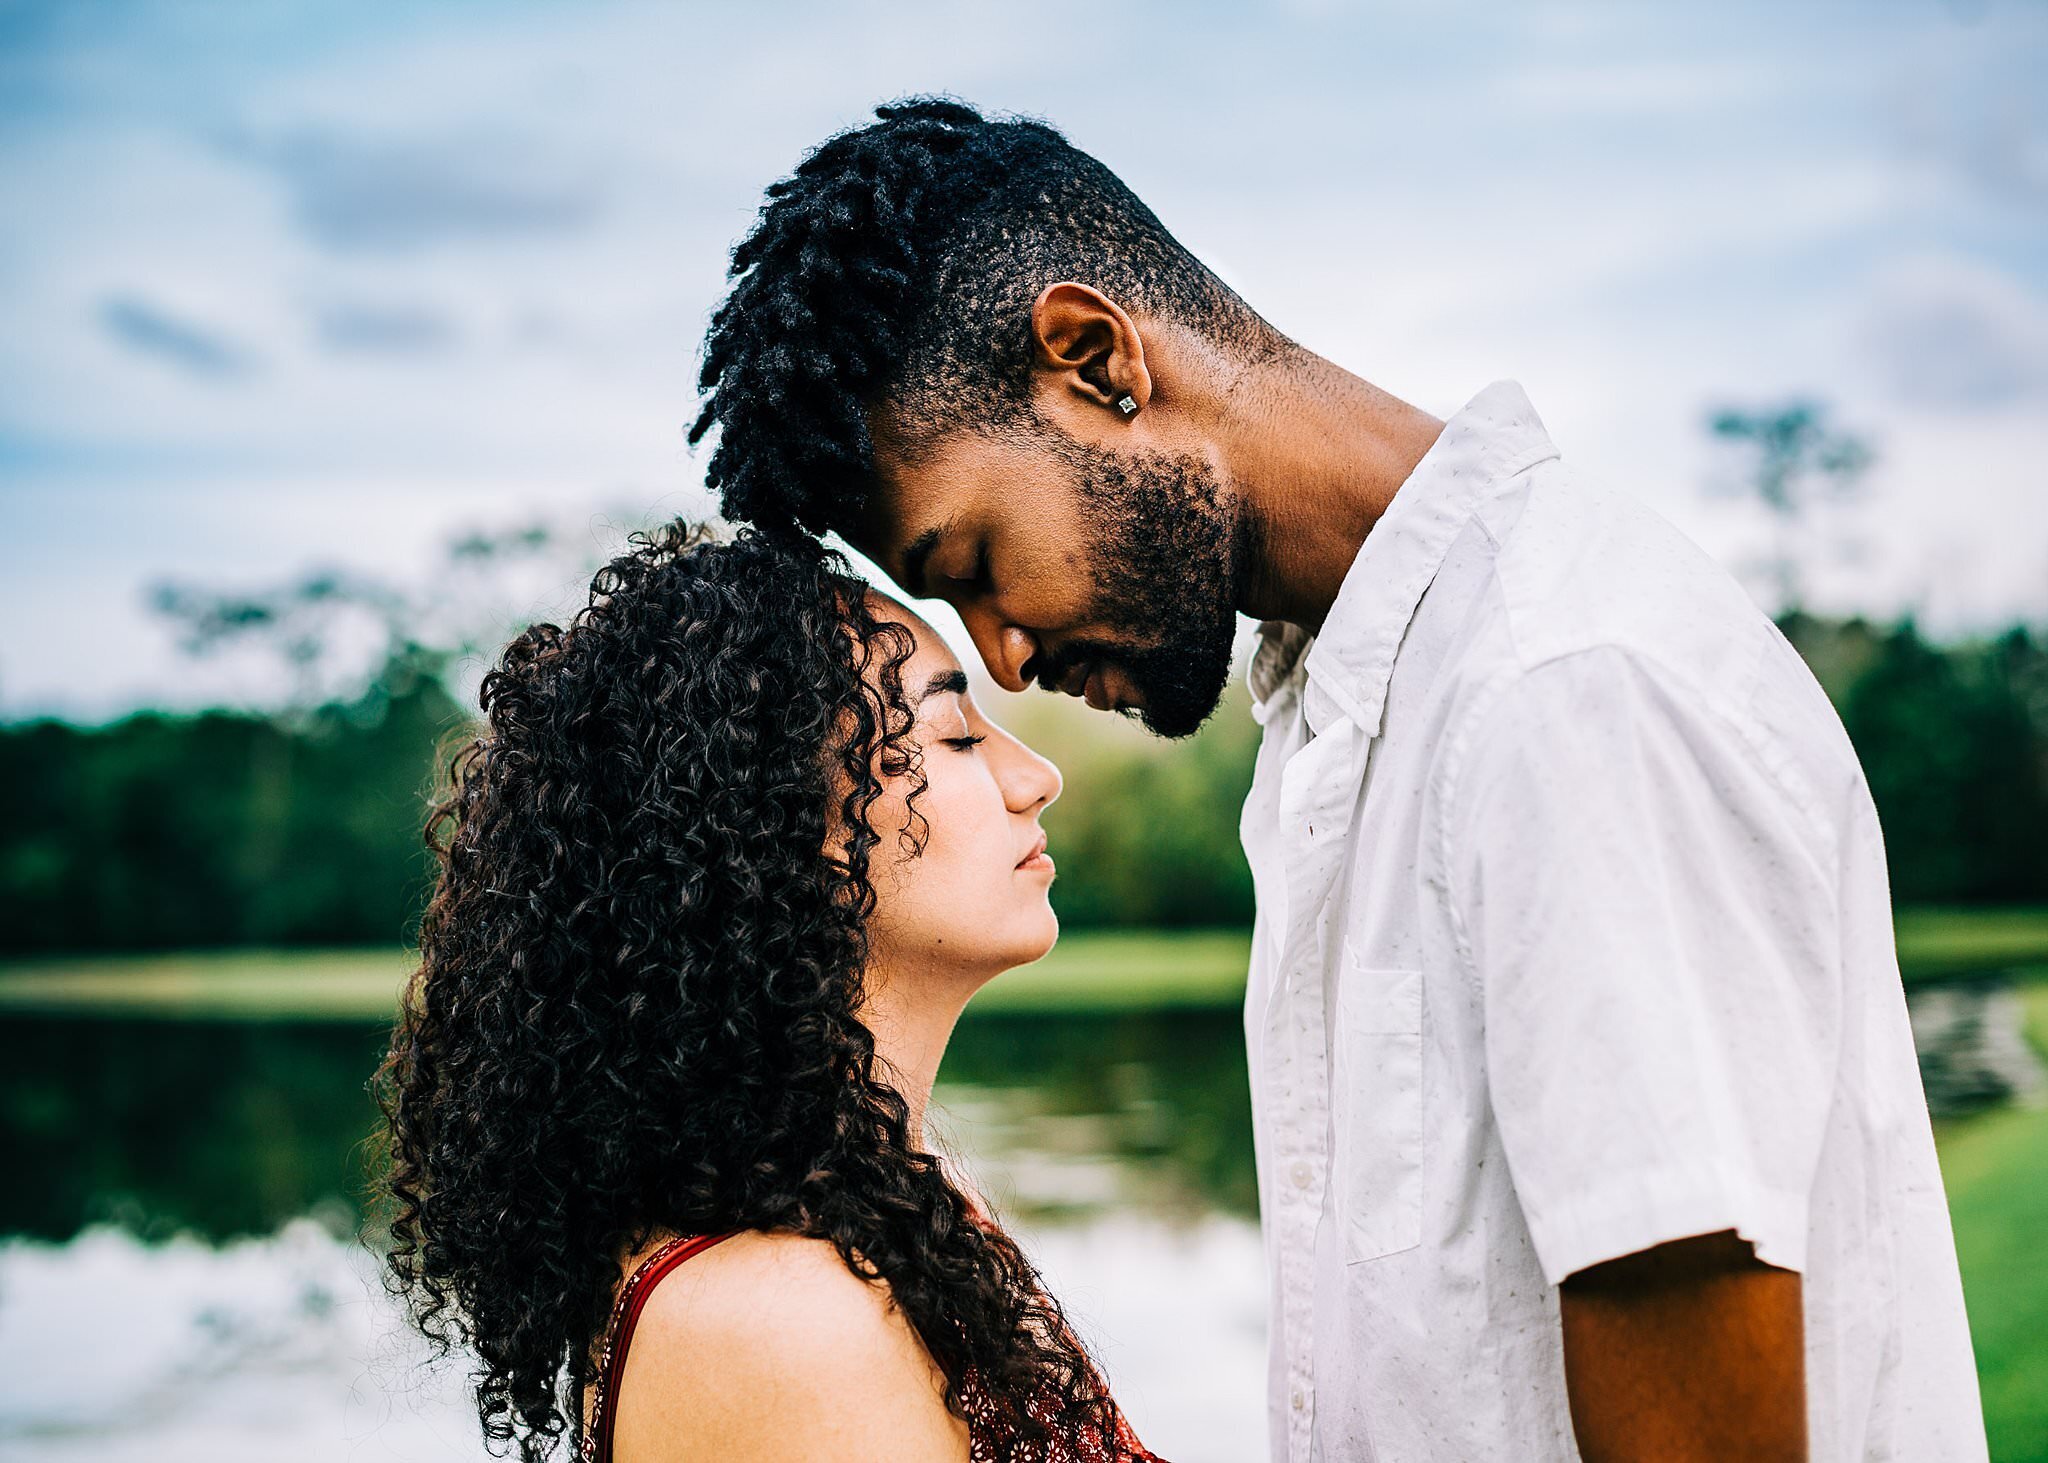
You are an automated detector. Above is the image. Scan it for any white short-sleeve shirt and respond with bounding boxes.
[1240,382,1985,1462]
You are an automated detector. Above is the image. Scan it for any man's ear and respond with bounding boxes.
[1030,282,1151,417]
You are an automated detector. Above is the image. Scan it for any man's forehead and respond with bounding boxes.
[854,512,956,602]
[847,454,954,578]
[842,479,920,583]
[849,423,1049,592]
[863,423,1036,519]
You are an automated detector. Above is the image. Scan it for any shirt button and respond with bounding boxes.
[1291,1387,1307,1411]
[1289,1159,1313,1190]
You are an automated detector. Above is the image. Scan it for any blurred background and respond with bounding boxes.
[2,1,2045,1459]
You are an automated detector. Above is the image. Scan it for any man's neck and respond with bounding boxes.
[1223,353,1444,633]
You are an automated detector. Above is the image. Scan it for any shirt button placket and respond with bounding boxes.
[1281,971,1328,1463]
[1269,718,1357,1463]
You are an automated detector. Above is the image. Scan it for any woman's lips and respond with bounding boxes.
[1016,833,1053,874]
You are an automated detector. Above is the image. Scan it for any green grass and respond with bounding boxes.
[1897,907,2048,984]
[1937,974,2048,1462]
[978,929,1252,1013]
[0,930,1255,1020]
[3,907,2042,1019]
[0,946,416,1019]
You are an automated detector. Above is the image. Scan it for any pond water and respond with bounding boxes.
[0,1008,1268,1462]
[3,982,2034,1462]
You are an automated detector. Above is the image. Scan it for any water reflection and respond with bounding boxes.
[0,1008,1266,1463]
[0,1214,1269,1463]
[1909,977,2047,1116]
[4,980,2025,1244]
[935,1009,1256,1222]
[0,1007,1255,1243]
[1,1018,389,1242]
[0,982,2035,1462]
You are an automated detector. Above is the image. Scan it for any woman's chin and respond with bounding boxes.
[1027,905,1060,962]
[994,906,1061,974]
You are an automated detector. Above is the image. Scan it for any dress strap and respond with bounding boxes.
[582,1231,739,1463]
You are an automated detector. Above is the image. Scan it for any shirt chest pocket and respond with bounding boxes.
[1332,956,1424,1264]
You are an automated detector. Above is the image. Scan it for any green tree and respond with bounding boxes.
[1707,401,1873,614]
[1841,622,2048,904]
[0,668,461,953]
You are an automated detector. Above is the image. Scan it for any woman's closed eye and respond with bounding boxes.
[943,732,988,751]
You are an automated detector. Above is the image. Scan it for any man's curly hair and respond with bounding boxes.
[376,524,1122,1460]
[690,95,1272,540]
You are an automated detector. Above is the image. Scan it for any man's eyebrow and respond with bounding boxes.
[899,519,953,600]
[919,669,970,702]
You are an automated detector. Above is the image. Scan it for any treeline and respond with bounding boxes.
[1789,615,2048,904]
[1,616,2044,956]
[0,669,459,953]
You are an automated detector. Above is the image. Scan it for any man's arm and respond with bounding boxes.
[1559,1229,1806,1463]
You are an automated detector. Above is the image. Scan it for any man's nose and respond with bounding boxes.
[963,609,1040,694]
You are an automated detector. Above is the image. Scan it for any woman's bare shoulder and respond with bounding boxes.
[611,1231,969,1462]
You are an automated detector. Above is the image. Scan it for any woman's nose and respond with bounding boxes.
[1003,737,1061,813]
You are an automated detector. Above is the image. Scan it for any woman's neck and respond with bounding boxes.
[858,963,983,1150]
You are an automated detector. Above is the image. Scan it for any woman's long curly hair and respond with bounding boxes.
[377,523,1118,1460]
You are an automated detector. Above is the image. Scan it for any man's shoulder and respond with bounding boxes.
[1484,461,1774,691]
[1441,464,1859,808]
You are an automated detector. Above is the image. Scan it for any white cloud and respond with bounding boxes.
[1853,254,2048,409]
[216,124,608,252]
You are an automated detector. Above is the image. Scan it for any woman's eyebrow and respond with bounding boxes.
[918,669,970,702]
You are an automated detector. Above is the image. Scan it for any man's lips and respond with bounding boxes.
[1048,658,1133,712]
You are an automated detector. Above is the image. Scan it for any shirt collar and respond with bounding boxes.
[1247,380,1560,735]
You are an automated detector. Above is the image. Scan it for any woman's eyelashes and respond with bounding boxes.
[918,701,984,753]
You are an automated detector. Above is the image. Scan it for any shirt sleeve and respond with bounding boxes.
[1444,645,1841,1286]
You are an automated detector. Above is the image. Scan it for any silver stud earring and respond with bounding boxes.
[1116,394,1139,417]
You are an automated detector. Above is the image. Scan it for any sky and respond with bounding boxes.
[2,0,2045,720]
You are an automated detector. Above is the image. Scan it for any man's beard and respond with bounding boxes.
[1031,437,1248,740]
